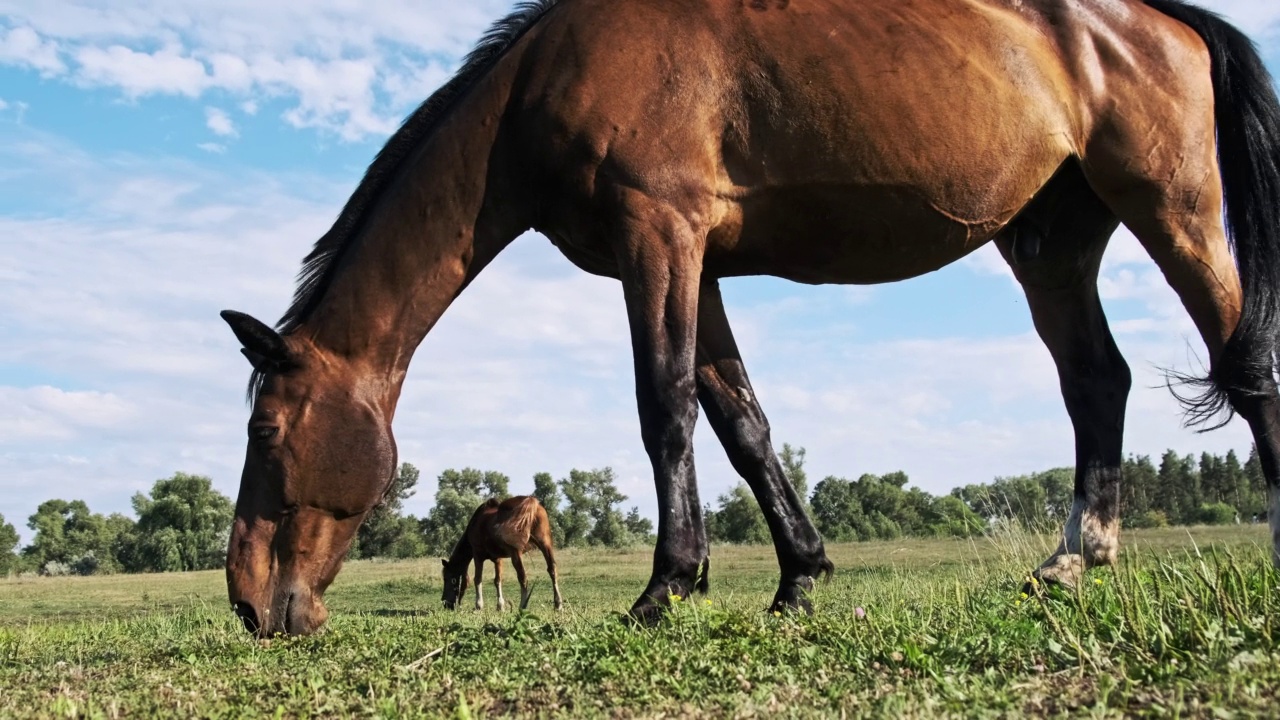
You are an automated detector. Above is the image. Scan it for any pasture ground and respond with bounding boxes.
[1,525,1278,718]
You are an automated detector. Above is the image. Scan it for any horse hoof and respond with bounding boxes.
[769,586,814,616]
[624,603,666,628]
[1021,572,1068,597]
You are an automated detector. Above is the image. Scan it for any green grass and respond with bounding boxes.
[1,525,1277,718]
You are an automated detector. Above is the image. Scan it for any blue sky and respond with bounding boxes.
[1,1,1278,543]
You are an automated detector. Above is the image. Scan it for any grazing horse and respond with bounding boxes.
[441,496,563,611]
[221,0,1280,636]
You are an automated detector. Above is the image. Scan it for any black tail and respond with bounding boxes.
[1145,0,1280,429]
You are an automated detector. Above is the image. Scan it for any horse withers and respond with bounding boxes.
[441,496,563,612]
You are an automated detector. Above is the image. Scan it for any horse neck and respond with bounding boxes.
[297,55,532,400]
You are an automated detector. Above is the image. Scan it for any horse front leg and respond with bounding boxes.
[695,279,832,613]
[610,195,708,626]
[472,558,485,611]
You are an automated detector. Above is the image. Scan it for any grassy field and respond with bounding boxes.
[1,525,1278,718]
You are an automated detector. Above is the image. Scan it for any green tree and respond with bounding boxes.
[1156,451,1200,524]
[1199,453,1226,505]
[0,513,20,575]
[810,476,865,541]
[1197,502,1237,525]
[121,473,234,573]
[1219,450,1252,516]
[1244,446,1268,521]
[558,468,640,547]
[706,484,769,544]
[955,468,1075,530]
[1120,454,1158,524]
[779,443,809,504]
[24,499,133,575]
[920,494,985,537]
[419,468,511,554]
[357,463,426,559]
[532,472,565,545]
[624,507,654,540]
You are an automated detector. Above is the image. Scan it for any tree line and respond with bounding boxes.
[1,444,1268,576]
[0,463,654,577]
[705,444,1271,545]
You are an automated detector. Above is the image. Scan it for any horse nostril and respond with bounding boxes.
[232,601,260,634]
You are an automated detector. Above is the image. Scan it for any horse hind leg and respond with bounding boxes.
[1082,78,1280,565]
[532,531,563,610]
[510,553,532,610]
[1103,192,1280,564]
[999,162,1128,587]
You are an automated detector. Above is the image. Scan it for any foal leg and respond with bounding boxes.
[510,553,532,610]
[472,558,485,611]
[696,280,832,612]
[493,558,506,611]
[608,193,708,625]
[534,539,563,610]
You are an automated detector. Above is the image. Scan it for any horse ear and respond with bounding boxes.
[221,310,294,370]
[239,348,272,373]
[441,559,448,568]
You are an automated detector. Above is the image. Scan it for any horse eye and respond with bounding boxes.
[250,426,279,441]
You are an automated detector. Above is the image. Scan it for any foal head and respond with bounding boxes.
[441,559,471,610]
[221,310,399,637]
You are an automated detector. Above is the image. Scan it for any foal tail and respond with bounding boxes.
[1145,0,1280,428]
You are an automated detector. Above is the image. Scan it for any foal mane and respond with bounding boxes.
[446,497,503,570]
[248,0,561,400]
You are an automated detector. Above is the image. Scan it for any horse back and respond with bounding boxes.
[471,496,544,558]
[513,0,1215,283]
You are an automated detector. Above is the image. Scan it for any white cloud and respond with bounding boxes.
[0,1,513,140]
[0,386,135,441]
[0,98,7,110]
[74,43,209,97]
[0,25,64,75]
[204,107,236,137]
[197,141,225,154]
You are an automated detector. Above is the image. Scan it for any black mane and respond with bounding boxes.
[248,0,559,400]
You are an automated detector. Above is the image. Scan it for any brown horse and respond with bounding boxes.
[441,496,563,611]
[220,0,1280,636]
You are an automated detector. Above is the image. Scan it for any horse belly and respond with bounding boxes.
[706,183,999,284]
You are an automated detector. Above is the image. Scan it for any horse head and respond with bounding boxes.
[222,310,398,637]
[440,558,472,610]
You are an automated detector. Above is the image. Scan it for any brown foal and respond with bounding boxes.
[220,0,1280,635]
[441,496,563,612]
